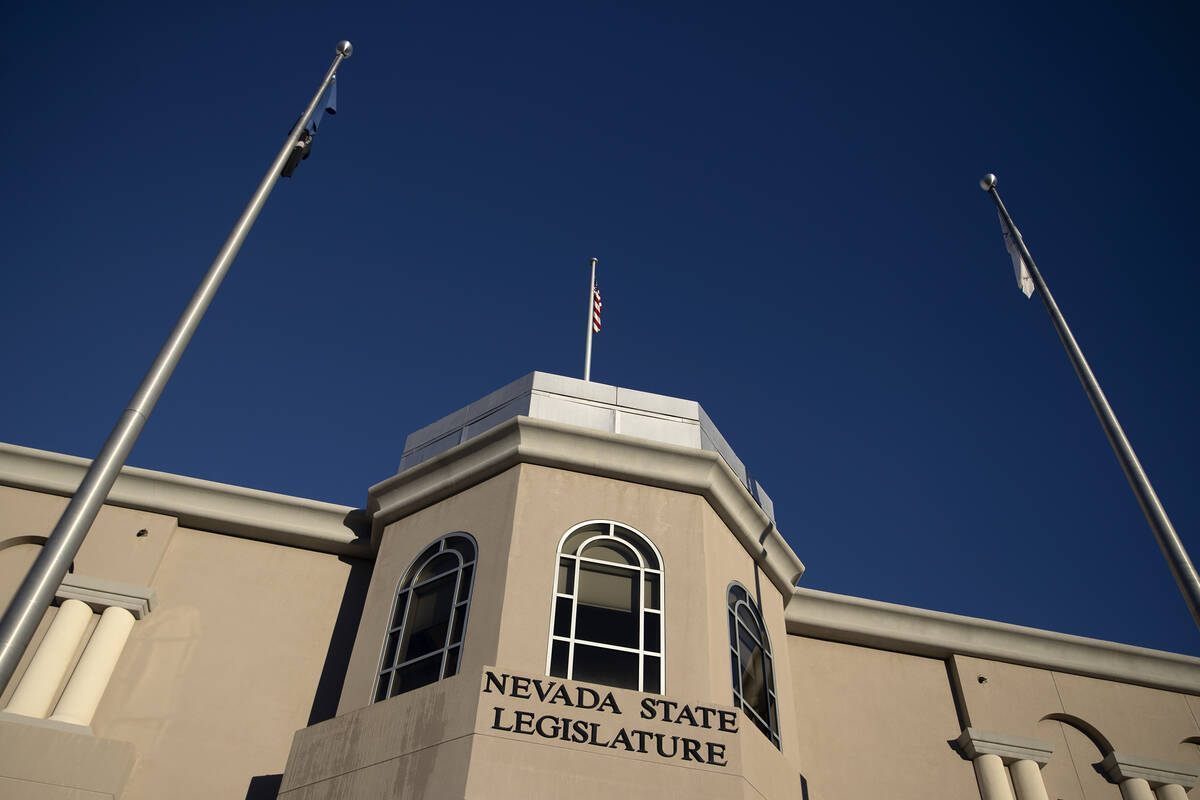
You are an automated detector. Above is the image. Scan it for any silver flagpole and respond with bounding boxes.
[584,257,597,381]
[981,173,1200,631]
[0,41,355,690]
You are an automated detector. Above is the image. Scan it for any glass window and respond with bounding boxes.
[373,533,477,702]
[727,582,780,748]
[546,521,663,693]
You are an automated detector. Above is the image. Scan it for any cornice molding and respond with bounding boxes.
[1100,752,1200,789]
[0,443,369,557]
[368,415,805,595]
[955,728,1054,765]
[786,587,1200,695]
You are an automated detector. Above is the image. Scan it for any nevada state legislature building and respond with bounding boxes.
[1,372,1198,800]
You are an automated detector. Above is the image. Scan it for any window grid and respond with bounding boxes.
[373,533,477,702]
[728,583,781,748]
[546,521,664,694]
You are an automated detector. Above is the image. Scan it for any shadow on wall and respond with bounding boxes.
[245,773,282,800]
[306,531,374,726]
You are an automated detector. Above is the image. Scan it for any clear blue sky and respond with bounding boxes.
[3,1,1198,655]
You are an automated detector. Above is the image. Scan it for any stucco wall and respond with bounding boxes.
[953,654,1200,798]
[93,525,361,799]
[786,635,978,799]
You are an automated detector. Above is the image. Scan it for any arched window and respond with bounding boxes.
[373,533,476,702]
[728,582,780,748]
[547,521,663,693]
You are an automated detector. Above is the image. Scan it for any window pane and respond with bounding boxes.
[391,655,441,696]
[576,561,637,648]
[391,592,409,630]
[374,672,391,702]
[550,639,569,677]
[737,605,761,641]
[402,543,442,588]
[643,573,659,609]
[643,611,660,653]
[557,559,575,594]
[563,524,607,555]
[738,630,770,723]
[400,572,457,661]
[381,630,400,671]
[582,541,638,566]
[457,564,474,603]
[728,584,746,607]
[449,603,467,645]
[416,551,460,584]
[554,597,573,638]
[443,646,461,678]
[613,529,659,569]
[643,655,661,694]
[572,644,639,690]
[730,651,741,694]
[444,536,475,562]
[577,562,636,611]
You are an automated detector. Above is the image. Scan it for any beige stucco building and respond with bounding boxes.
[1,372,1198,799]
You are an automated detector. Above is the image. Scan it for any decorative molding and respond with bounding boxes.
[1100,752,1200,789]
[786,587,1200,696]
[955,728,1054,765]
[369,415,806,595]
[0,442,370,557]
[56,575,157,620]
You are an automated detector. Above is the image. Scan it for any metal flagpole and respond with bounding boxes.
[584,257,598,381]
[0,41,355,690]
[980,173,1200,631]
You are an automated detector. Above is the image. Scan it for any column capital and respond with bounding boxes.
[56,575,156,619]
[1100,752,1200,790]
[956,727,1055,765]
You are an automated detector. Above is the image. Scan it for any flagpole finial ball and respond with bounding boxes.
[979,173,997,191]
[336,40,353,57]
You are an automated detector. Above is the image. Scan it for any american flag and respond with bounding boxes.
[592,286,602,333]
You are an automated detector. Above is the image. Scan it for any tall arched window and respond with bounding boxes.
[373,533,476,702]
[547,521,663,693]
[728,582,780,748]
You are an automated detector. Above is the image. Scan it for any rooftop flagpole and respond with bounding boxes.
[981,173,1200,631]
[584,257,598,381]
[0,41,355,691]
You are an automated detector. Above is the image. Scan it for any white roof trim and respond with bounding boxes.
[0,443,369,557]
[786,586,1200,694]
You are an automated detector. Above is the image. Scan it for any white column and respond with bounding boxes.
[3,599,92,719]
[1010,758,1050,800]
[1154,785,1189,800]
[973,753,1017,800]
[1119,778,1157,800]
[49,606,135,727]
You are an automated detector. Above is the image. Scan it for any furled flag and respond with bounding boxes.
[999,210,1035,298]
[282,78,339,178]
[592,286,603,333]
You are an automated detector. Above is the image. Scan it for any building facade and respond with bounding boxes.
[1,372,1198,799]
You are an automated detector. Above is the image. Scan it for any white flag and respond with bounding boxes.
[999,211,1035,298]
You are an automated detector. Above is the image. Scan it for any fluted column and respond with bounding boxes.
[49,606,135,727]
[2,599,93,718]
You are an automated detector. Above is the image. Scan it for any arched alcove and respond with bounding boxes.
[0,535,48,610]
[1036,713,1120,799]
